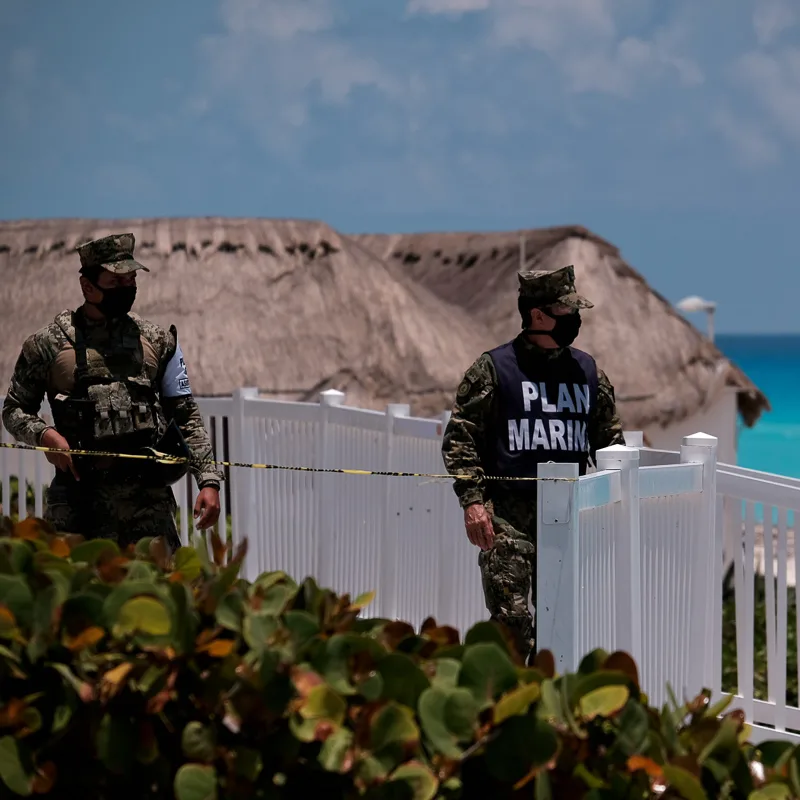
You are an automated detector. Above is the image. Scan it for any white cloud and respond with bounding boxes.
[753,0,798,47]
[407,0,703,96]
[711,109,780,166]
[736,49,800,144]
[219,0,335,39]
[407,0,490,13]
[200,0,398,155]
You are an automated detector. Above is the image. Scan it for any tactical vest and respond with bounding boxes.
[486,339,599,479]
[46,310,167,458]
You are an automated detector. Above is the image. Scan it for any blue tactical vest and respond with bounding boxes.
[486,339,599,479]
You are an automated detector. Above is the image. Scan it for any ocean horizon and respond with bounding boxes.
[715,334,800,480]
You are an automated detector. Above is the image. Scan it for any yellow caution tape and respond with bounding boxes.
[0,440,577,482]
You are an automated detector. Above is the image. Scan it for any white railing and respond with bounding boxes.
[535,435,718,710]
[0,389,483,633]
[4,391,800,742]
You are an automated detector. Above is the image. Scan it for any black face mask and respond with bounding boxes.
[91,285,137,319]
[528,310,582,347]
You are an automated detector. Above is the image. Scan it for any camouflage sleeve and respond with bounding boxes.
[589,367,625,461]
[1,335,53,447]
[441,354,496,508]
[157,326,224,490]
[162,396,224,489]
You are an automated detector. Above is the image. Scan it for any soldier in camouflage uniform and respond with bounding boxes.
[442,265,624,662]
[2,233,223,551]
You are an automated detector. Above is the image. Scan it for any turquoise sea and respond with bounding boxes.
[716,335,800,479]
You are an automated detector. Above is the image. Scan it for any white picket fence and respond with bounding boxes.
[2,389,800,742]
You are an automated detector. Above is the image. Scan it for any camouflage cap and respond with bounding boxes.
[75,233,149,274]
[517,264,593,309]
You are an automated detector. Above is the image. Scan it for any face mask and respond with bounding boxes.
[91,285,137,319]
[528,310,582,347]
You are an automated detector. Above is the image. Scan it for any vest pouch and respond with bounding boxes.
[49,394,95,448]
[125,378,158,440]
[108,385,137,440]
[86,384,116,443]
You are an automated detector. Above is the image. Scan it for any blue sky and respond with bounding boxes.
[1,0,798,333]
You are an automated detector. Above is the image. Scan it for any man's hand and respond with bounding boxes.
[464,503,494,551]
[194,486,221,530]
[40,428,79,481]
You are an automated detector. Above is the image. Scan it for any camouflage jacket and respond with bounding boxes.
[1,308,224,490]
[442,334,625,508]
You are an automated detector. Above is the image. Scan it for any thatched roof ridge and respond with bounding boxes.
[353,226,769,429]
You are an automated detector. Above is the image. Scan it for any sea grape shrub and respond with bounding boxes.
[0,516,793,799]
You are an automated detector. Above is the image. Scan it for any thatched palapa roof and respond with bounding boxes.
[0,218,768,431]
[353,226,769,429]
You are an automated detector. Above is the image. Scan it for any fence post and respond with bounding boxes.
[316,390,346,580]
[680,432,719,697]
[379,403,410,620]
[536,461,580,672]
[230,387,259,575]
[623,431,644,448]
[596,444,642,667]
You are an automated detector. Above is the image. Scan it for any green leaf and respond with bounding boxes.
[464,621,513,654]
[359,672,384,702]
[52,704,72,734]
[494,680,541,724]
[284,610,320,649]
[538,679,564,724]
[260,584,295,616]
[663,765,708,800]
[113,595,172,638]
[570,670,634,708]
[0,735,31,796]
[0,575,33,628]
[243,611,278,656]
[371,702,420,752]
[485,715,556,783]
[430,658,460,689]
[757,741,796,769]
[577,685,629,719]
[459,642,519,708]
[610,699,650,757]
[103,581,171,629]
[175,547,203,581]
[0,539,34,575]
[215,592,244,633]
[301,684,347,726]
[96,713,136,774]
[749,785,793,800]
[318,633,384,695]
[319,726,354,773]
[418,688,463,759]
[174,764,218,800]
[698,716,739,765]
[351,590,376,610]
[233,747,263,782]
[418,687,477,759]
[182,721,216,763]
[388,761,439,800]
[70,539,119,565]
[377,653,431,708]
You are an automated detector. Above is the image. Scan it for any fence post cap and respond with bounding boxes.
[682,432,718,447]
[319,389,346,407]
[597,444,640,462]
[623,430,644,447]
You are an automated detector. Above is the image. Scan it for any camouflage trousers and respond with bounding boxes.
[477,487,537,663]
[44,467,180,552]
